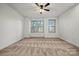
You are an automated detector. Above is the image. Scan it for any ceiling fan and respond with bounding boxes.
[35,3,50,14]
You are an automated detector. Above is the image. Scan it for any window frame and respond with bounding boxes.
[31,20,44,33]
[48,19,56,33]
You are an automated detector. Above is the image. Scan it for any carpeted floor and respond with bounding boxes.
[0,38,79,56]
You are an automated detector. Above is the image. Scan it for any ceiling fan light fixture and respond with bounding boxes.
[40,9,44,14]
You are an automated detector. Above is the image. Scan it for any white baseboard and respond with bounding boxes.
[59,36,79,47]
[0,37,23,50]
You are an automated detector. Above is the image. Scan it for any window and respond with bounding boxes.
[48,19,56,33]
[31,20,44,33]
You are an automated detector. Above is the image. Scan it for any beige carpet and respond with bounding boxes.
[0,38,79,56]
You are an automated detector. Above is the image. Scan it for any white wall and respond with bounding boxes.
[23,18,30,37]
[0,4,24,50]
[23,18,59,38]
[58,4,79,47]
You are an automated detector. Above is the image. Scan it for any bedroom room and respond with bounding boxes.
[0,3,79,56]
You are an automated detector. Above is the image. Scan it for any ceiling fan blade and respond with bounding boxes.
[45,3,50,7]
[35,3,39,7]
[44,9,50,11]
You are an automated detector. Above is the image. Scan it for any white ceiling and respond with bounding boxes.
[8,3,76,18]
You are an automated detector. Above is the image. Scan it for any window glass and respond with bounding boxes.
[31,20,44,33]
[48,20,56,33]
